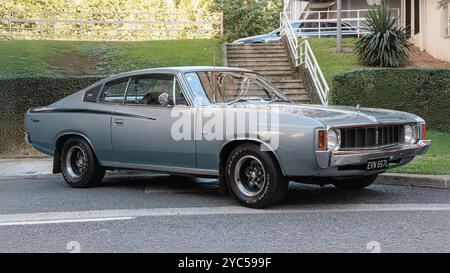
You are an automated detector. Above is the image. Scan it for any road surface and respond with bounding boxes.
[0,172,449,253]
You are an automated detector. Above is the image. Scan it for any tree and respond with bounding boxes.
[210,0,282,42]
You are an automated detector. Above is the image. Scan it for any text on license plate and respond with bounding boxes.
[366,158,389,171]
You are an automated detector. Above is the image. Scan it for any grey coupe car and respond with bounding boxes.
[24,67,430,208]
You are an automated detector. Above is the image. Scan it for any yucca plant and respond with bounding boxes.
[355,4,410,67]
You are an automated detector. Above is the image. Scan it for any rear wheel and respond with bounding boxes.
[226,143,288,208]
[61,137,105,188]
[332,175,378,190]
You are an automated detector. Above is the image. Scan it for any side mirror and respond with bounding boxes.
[158,93,171,107]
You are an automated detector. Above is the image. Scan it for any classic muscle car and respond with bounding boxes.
[24,67,431,208]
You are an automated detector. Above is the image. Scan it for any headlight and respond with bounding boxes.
[327,129,341,151]
[404,124,417,144]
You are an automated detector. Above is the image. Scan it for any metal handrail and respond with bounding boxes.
[299,40,329,105]
[280,13,300,66]
[280,12,329,105]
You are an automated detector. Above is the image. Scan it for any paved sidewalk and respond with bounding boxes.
[377,173,450,189]
[0,158,53,177]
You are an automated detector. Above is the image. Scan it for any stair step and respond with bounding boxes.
[273,82,305,89]
[227,53,288,58]
[228,60,290,66]
[271,79,304,83]
[257,70,293,76]
[227,58,290,64]
[279,89,308,95]
[231,66,292,72]
[287,94,310,101]
[227,49,286,54]
[271,79,304,84]
[263,75,297,81]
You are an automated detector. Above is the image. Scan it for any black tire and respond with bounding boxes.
[332,175,378,190]
[225,143,288,208]
[60,137,105,188]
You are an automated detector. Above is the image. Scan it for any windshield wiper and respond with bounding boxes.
[227,97,267,105]
[268,98,293,104]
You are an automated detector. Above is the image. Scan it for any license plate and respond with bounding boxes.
[366,158,389,171]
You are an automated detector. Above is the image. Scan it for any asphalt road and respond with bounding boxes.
[0,172,450,253]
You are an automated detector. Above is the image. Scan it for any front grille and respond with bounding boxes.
[339,125,405,150]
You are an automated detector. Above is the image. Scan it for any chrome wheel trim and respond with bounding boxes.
[234,155,266,197]
[65,145,88,179]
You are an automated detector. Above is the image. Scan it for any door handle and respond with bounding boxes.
[114,118,124,126]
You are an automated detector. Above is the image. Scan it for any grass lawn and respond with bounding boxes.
[0,39,223,76]
[304,38,361,86]
[390,131,450,175]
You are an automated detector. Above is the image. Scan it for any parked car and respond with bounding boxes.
[232,23,302,44]
[25,67,431,208]
[233,21,358,44]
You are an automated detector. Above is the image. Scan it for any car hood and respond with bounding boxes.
[219,103,423,127]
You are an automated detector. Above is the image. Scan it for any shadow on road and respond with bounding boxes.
[97,172,401,206]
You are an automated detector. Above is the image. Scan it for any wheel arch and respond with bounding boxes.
[218,139,287,177]
[52,132,99,174]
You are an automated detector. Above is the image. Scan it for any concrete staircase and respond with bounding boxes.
[226,42,310,104]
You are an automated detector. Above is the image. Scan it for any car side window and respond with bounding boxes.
[125,74,187,107]
[83,85,102,102]
[99,79,129,103]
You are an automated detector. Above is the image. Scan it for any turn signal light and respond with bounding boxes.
[318,130,327,151]
[421,124,427,140]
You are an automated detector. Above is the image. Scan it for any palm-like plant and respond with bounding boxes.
[355,4,410,67]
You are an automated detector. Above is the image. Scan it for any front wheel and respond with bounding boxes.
[332,175,378,190]
[226,143,288,208]
[61,137,105,188]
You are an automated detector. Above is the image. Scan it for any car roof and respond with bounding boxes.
[102,66,254,83]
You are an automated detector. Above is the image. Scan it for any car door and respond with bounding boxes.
[110,73,196,168]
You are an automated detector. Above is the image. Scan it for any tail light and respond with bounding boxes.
[318,130,327,151]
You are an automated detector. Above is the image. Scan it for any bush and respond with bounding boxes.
[331,68,450,133]
[0,76,103,153]
[354,4,410,67]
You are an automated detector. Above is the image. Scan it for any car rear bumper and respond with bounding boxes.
[315,140,431,169]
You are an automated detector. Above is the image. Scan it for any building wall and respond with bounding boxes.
[419,0,450,61]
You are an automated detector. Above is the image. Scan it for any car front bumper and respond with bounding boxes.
[315,140,431,169]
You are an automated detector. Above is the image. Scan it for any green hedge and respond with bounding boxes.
[331,68,450,133]
[0,76,103,153]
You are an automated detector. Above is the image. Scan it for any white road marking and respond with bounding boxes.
[1,203,450,226]
[0,217,135,226]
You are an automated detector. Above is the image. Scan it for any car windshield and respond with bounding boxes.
[184,71,290,105]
